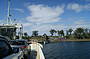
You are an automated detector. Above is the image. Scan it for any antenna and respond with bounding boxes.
[7,0,11,24]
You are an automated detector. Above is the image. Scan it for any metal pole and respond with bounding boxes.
[19,24,23,39]
[7,0,11,24]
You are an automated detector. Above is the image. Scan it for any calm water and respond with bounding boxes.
[43,42,90,59]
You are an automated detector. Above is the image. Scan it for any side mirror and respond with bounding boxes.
[12,48,19,53]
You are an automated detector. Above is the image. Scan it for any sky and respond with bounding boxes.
[0,0,90,35]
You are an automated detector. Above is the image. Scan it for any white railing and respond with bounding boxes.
[29,43,45,59]
[4,51,23,59]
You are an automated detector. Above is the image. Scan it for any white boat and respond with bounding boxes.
[29,42,45,59]
[0,0,45,59]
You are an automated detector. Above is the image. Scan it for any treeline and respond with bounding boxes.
[31,27,90,39]
[49,28,90,39]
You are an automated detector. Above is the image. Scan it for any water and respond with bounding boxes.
[43,42,90,59]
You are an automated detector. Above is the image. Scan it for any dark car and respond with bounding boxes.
[9,39,30,58]
[0,36,13,58]
[0,36,24,59]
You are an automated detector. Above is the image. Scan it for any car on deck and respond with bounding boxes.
[0,36,24,59]
[9,39,30,59]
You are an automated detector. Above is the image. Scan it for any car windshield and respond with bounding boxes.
[10,41,26,45]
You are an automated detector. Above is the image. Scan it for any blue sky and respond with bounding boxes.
[0,0,90,35]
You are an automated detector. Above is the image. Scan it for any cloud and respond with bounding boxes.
[29,24,66,35]
[20,4,90,35]
[75,20,90,25]
[67,3,90,12]
[26,5,64,24]
[12,8,24,13]
[74,20,90,29]
[23,23,33,27]
[21,20,90,35]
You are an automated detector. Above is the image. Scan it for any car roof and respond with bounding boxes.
[10,39,27,42]
[0,35,10,42]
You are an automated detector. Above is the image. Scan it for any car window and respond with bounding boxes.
[0,40,10,58]
[10,41,26,45]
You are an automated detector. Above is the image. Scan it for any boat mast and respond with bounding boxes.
[6,0,23,39]
[7,0,11,24]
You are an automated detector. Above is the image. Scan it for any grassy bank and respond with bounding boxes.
[61,39,90,42]
[51,39,90,43]
[29,36,90,43]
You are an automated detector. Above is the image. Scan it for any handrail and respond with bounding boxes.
[29,43,45,59]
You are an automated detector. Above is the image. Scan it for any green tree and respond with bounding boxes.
[75,28,84,34]
[57,30,61,36]
[23,32,29,39]
[66,30,69,36]
[24,32,28,37]
[68,29,73,35]
[57,30,64,37]
[60,30,64,37]
[84,28,88,33]
[84,28,89,39]
[32,31,38,36]
[49,29,57,36]
[74,28,84,39]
